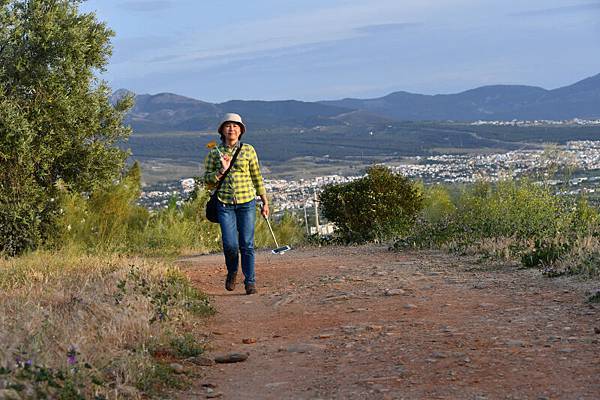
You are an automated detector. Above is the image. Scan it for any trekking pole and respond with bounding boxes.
[263,215,291,254]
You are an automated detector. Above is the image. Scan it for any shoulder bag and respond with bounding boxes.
[205,143,243,223]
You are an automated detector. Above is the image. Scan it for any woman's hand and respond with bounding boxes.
[220,154,231,171]
[261,201,270,218]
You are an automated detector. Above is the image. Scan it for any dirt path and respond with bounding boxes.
[176,245,600,400]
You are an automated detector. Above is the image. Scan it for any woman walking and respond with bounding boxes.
[204,113,269,295]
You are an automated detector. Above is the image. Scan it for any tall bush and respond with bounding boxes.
[320,166,423,242]
[458,180,566,240]
[0,0,132,255]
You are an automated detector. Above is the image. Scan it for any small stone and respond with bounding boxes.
[384,289,405,296]
[366,325,384,331]
[265,382,289,388]
[431,351,447,359]
[558,348,575,353]
[341,325,360,334]
[316,333,333,339]
[170,363,185,374]
[286,344,323,353]
[403,303,417,310]
[206,392,223,399]
[214,353,249,363]
[202,383,218,389]
[242,338,257,344]
[189,356,216,366]
[506,340,526,347]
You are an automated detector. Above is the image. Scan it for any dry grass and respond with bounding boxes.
[0,251,214,398]
[544,236,600,278]
[459,236,519,260]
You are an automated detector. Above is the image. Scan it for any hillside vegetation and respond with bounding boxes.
[319,167,600,279]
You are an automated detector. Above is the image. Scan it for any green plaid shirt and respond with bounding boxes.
[203,143,266,205]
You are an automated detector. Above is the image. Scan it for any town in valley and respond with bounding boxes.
[139,139,600,215]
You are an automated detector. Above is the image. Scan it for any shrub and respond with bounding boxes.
[457,179,566,240]
[320,166,423,243]
[421,184,456,223]
[57,162,148,253]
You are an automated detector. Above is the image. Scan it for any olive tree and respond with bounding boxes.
[0,0,132,255]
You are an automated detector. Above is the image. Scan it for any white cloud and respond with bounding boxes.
[143,0,459,65]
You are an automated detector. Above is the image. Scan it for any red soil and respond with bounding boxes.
[177,245,600,400]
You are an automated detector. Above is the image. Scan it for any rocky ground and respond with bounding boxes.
[175,245,600,400]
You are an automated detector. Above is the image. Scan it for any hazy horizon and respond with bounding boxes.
[116,72,598,102]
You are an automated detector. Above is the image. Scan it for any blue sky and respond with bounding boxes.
[82,0,600,102]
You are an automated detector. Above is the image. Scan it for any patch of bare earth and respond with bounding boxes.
[175,245,600,400]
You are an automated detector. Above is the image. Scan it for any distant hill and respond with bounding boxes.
[115,73,600,134]
[320,74,600,121]
[115,92,357,133]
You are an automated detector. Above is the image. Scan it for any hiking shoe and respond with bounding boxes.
[225,272,237,291]
[245,284,257,295]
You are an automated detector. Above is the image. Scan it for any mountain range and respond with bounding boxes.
[113,73,600,134]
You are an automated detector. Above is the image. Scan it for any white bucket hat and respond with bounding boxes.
[218,113,246,135]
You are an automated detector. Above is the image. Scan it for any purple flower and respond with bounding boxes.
[67,346,77,365]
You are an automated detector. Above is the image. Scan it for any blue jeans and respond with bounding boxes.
[217,199,256,285]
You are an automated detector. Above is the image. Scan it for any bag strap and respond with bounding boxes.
[214,142,243,193]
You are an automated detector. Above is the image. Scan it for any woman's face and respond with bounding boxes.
[221,122,242,145]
